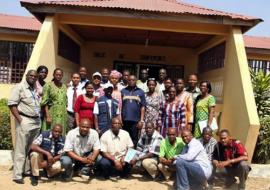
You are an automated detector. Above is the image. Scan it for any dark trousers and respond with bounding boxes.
[122,120,138,147]
[225,161,251,189]
[60,155,93,179]
[98,157,131,178]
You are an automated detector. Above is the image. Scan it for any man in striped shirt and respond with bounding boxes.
[199,127,217,185]
[199,127,217,161]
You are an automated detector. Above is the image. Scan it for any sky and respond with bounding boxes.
[0,0,269,37]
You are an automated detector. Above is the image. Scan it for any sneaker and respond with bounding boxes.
[31,176,38,186]
[81,174,90,181]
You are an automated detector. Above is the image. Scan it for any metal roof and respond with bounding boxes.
[244,35,270,50]
[0,13,41,31]
[21,0,260,21]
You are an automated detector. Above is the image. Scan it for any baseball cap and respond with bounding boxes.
[103,82,114,89]
[92,72,102,78]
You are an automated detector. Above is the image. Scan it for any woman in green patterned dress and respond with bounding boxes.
[41,68,68,134]
[194,81,216,138]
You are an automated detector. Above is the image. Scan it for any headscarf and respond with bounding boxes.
[110,70,122,79]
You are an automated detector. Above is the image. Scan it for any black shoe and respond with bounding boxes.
[225,177,237,188]
[31,176,38,186]
[13,179,24,184]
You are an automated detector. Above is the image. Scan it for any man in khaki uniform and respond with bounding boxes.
[8,70,41,184]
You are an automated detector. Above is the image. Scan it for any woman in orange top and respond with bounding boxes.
[175,78,193,131]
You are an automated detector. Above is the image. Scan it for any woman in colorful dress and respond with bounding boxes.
[175,78,193,131]
[74,81,96,128]
[142,78,161,135]
[194,81,216,138]
[41,68,68,134]
[158,86,186,137]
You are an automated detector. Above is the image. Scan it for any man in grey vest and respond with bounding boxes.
[8,70,41,184]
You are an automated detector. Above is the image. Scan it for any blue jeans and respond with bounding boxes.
[60,155,94,179]
[175,158,207,190]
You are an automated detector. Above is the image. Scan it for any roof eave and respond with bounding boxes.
[20,2,263,32]
[0,27,39,36]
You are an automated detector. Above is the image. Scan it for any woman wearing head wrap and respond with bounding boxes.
[109,70,123,120]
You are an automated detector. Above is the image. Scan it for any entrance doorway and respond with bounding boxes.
[114,60,184,80]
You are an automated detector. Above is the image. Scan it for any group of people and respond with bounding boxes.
[8,66,251,190]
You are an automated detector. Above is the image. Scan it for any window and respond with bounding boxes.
[248,59,270,74]
[198,42,225,73]
[58,31,80,64]
[0,40,33,84]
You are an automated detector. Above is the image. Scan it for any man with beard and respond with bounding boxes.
[98,117,134,179]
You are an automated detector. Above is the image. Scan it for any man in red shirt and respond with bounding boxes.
[212,129,251,190]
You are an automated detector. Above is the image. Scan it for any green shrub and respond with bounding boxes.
[0,98,12,150]
[253,117,270,164]
[250,69,270,163]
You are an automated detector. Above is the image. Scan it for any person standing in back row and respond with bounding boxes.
[41,68,68,134]
[67,73,83,131]
[185,74,200,102]
[156,68,167,93]
[121,75,146,146]
[136,69,149,93]
[101,68,110,87]
[8,70,41,184]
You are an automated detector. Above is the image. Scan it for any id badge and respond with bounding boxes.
[34,106,41,115]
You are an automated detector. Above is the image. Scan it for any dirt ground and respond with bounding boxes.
[0,165,269,190]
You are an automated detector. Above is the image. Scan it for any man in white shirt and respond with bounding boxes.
[136,69,148,93]
[98,117,134,179]
[67,73,83,130]
[175,130,212,190]
[68,67,89,90]
[61,118,100,181]
[100,67,111,87]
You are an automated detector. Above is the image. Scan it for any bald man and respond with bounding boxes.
[8,70,41,184]
[158,128,185,181]
[61,118,100,181]
[174,130,212,190]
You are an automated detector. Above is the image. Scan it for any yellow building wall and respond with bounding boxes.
[221,27,260,160]
[81,41,197,79]
[22,16,80,84]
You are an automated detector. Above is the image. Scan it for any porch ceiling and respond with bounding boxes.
[70,25,214,48]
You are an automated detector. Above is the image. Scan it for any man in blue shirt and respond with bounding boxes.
[121,75,146,147]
